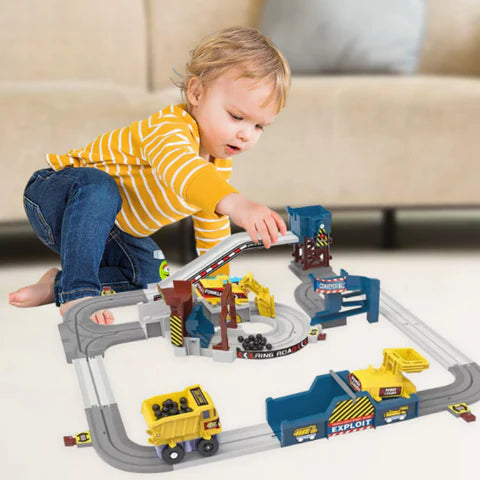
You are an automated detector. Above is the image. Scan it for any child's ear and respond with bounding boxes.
[187,77,204,107]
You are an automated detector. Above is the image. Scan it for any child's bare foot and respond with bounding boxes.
[90,309,115,325]
[8,267,59,308]
[59,297,115,325]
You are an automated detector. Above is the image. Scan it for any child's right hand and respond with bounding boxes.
[216,193,287,248]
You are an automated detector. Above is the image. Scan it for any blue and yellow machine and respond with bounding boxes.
[266,349,427,447]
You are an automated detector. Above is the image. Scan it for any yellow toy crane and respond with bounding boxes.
[349,348,429,402]
[238,272,275,318]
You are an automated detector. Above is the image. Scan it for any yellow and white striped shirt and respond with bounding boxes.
[46,104,238,263]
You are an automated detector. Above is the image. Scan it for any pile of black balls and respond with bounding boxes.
[238,334,272,351]
[152,397,193,419]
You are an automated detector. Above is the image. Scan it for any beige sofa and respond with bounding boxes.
[2,0,480,230]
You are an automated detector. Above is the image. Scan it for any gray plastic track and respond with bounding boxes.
[291,264,347,328]
[418,363,480,416]
[59,290,149,363]
[159,231,299,289]
[380,291,472,369]
[58,238,480,472]
[86,403,279,473]
[380,291,480,416]
[209,304,310,351]
[86,405,172,473]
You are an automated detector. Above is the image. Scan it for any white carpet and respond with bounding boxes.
[1,249,479,480]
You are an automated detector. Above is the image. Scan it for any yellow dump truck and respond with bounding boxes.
[142,384,222,464]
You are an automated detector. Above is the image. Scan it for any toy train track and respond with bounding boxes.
[57,211,479,472]
[59,287,480,472]
[380,291,472,369]
[380,291,480,416]
[159,231,299,289]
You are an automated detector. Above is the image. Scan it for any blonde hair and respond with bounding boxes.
[174,26,291,113]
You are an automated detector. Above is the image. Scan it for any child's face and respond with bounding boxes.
[187,67,278,160]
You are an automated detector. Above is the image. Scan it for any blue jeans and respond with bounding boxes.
[23,167,166,306]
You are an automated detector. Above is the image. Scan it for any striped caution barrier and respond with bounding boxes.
[314,276,347,294]
[169,314,184,347]
[328,396,375,437]
[191,243,251,284]
[316,227,329,247]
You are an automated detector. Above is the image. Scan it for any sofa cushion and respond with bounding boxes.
[146,0,263,90]
[0,83,181,222]
[0,0,147,88]
[232,75,480,208]
[260,0,425,74]
[419,0,480,76]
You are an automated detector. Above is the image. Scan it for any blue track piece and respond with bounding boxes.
[185,304,215,348]
[309,269,380,327]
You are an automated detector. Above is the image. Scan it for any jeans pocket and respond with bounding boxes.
[24,168,55,190]
[23,195,55,247]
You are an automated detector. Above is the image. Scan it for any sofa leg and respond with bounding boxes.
[382,208,396,248]
[179,216,196,264]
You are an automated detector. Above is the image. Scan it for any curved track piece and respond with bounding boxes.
[59,290,148,362]
[86,405,173,473]
[159,231,299,288]
[210,304,310,353]
[418,363,480,416]
[294,279,326,319]
[380,291,472,369]
[380,291,480,416]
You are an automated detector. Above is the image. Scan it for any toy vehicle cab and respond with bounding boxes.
[349,348,429,402]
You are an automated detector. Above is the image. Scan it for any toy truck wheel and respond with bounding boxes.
[162,444,185,464]
[196,437,219,457]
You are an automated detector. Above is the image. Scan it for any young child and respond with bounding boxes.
[9,26,290,324]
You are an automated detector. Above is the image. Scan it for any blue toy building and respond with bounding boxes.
[287,205,332,270]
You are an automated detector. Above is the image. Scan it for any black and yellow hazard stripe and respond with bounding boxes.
[329,396,374,424]
[316,227,329,247]
[170,315,184,347]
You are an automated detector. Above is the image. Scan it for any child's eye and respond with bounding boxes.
[229,112,243,121]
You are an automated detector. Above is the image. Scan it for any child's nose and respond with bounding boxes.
[237,128,251,143]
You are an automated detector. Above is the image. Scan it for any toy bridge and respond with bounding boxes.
[159,231,299,289]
